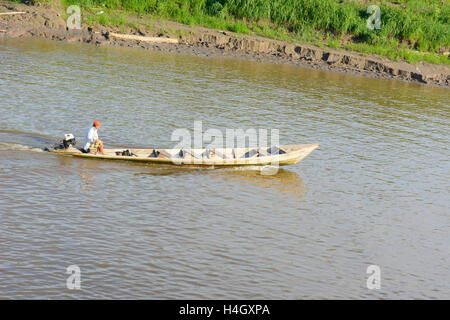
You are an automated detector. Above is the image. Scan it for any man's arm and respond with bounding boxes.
[87,128,96,144]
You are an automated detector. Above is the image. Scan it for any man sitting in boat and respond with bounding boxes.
[82,121,104,154]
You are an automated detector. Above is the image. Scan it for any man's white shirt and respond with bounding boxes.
[83,126,98,151]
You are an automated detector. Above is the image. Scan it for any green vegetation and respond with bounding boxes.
[14,0,450,64]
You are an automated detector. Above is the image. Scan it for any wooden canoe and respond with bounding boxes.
[49,144,318,166]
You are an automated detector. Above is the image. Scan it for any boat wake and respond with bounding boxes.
[0,129,55,152]
[0,142,45,152]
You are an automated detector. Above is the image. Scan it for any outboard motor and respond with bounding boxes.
[43,134,76,152]
[62,134,76,149]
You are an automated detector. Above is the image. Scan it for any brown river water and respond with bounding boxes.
[0,38,449,299]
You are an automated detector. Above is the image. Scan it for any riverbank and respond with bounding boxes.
[1,1,449,87]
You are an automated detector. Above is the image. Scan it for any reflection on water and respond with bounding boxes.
[217,169,305,197]
[135,166,305,198]
[0,38,449,299]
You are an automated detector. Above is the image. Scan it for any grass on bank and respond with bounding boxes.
[11,0,450,65]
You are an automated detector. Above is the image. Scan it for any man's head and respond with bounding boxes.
[93,121,101,129]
